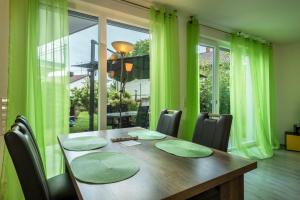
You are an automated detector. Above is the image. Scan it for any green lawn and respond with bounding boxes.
[70,111,98,133]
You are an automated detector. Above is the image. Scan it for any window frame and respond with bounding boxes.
[69,2,150,130]
[199,37,231,114]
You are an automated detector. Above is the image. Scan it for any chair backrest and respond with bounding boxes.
[4,122,50,200]
[135,105,149,128]
[156,109,182,137]
[192,112,233,152]
[107,105,113,113]
[15,115,45,172]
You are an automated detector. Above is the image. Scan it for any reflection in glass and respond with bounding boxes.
[106,21,150,129]
[199,46,214,113]
[218,48,230,114]
[68,11,99,133]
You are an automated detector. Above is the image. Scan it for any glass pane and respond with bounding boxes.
[219,48,230,114]
[199,45,214,113]
[106,21,150,129]
[68,11,99,133]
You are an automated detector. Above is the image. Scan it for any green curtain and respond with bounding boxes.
[181,17,199,140]
[0,1,28,199]
[0,0,69,199]
[230,35,279,159]
[149,7,180,129]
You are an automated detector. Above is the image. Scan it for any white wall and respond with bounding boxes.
[69,0,149,29]
[274,42,300,144]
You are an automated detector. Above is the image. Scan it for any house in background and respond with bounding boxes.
[70,73,88,89]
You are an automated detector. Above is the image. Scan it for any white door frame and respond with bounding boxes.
[69,1,149,130]
[200,37,230,114]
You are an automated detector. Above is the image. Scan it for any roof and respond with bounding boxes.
[70,74,88,83]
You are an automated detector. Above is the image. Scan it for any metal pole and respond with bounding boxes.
[140,82,142,100]
[119,53,125,128]
[89,69,95,131]
[89,40,97,131]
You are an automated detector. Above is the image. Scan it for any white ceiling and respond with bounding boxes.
[139,0,300,43]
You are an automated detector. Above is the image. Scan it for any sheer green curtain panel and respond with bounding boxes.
[27,0,69,178]
[0,0,69,199]
[230,35,279,159]
[0,0,27,199]
[149,7,180,129]
[181,17,199,140]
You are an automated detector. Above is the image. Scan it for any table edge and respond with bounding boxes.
[57,128,257,200]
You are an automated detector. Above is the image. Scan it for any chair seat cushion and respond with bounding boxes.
[48,173,78,200]
[188,187,220,200]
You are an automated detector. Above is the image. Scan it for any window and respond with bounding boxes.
[68,11,99,133]
[218,48,230,114]
[199,44,230,114]
[106,20,150,129]
[67,6,150,132]
[199,46,214,113]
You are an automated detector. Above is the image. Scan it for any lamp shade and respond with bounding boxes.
[125,63,133,72]
[112,41,134,54]
[110,54,117,61]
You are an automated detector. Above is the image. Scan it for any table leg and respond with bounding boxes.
[220,175,244,200]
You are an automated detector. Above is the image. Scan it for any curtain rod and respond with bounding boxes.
[118,0,271,44]
[120,0,150,10]
[118,0,232,35]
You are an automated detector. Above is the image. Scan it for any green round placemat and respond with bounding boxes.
[155,140,213,158]
[70,152,140,184]
[62,136,108,151]
[128,130,166,140]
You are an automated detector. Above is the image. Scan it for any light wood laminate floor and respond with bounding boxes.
[245,149,300,200]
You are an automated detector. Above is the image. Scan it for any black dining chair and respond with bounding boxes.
[156,109,182,137]
[189,113,232,200]
[14,115,46,173]
[188,188,220,200]
[4,121,78,200]
[192,112,233,152]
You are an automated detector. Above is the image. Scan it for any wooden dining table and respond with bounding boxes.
[58,127,257,200]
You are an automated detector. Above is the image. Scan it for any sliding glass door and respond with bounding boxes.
[67,8,150,132]
[199,43,230,114]
[199,45,214,113]
[218,48,230,114]
[68,11,99,133]
[106,20,150,129]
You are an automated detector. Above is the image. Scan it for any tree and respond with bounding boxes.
[219,60,230,114]
[70,39,149,114]
[128,39,149,57]
[199,51,230,114]
[70,80,137,113]
[200,63,213,112]
[70,80,98,112]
